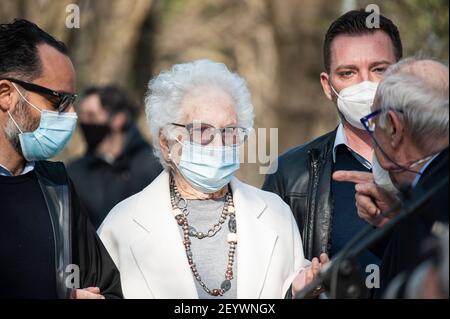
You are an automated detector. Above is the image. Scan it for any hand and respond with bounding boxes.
[333,170,400,227]
[72,287,105,299]
[292,253,329,298]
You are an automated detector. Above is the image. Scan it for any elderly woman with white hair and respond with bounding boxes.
[98,59,328,299]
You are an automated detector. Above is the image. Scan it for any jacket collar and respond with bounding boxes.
[0,161,35,177]
[130,170,277,298]
[34,161,72,298]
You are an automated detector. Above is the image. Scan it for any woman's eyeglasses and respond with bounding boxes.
[171,122,249,146]
[1,77,77,113]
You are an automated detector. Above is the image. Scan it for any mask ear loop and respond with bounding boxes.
[11,82,42,114]
[8,82,44,135]
[329,81,350,124]
[329,82,341,99]
[7,111,24,134]
[165,125,184,167]
[169,124,190,150]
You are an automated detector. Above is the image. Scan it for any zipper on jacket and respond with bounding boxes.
[305,149,320,258]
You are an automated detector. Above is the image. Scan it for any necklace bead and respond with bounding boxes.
[227,233,238,243]
[188,226,197,237]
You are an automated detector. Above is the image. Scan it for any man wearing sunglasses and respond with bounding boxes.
[0,19,122,299]
[334,57,449,296]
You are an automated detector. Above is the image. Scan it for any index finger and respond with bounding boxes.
[332,170,373,184]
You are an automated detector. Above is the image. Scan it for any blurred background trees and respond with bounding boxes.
[1,0,448,186]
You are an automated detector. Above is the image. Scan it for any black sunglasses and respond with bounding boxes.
[1,77,77,113]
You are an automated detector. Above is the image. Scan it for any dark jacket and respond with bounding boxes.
[378,148,449,296]
[68,127,163,229]
[34,160,123,299]
[262,129,337,260]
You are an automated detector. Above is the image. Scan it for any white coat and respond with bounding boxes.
[98,171,308,298]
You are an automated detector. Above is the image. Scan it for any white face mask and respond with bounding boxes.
[372,152,398,194]
[331,81,379,130]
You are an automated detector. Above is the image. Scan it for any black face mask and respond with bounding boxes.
[80,123,111,152]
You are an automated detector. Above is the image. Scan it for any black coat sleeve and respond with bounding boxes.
[70,179,123,299]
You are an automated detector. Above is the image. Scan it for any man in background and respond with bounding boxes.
[263,10,403,278]
[68,85,162,229]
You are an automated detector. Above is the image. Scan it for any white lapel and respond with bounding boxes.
[231,178,278,299]
[130,171,198,299]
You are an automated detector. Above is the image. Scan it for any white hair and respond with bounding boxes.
[376,57,449,149]
[144,59,254,168]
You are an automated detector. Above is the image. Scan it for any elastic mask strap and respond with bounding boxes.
[329,82,340,99]
[7,111,24,134]
[12,82,43,114]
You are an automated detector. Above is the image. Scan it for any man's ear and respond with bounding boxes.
[386,111,404,148]
[0,80,18,112]
[320,72,334,102]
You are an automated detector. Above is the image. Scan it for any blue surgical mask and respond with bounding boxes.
[174,141,240,193]
[8,83,78,161]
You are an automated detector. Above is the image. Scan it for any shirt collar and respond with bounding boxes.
[333,123,372,170]
[0,161,35,177]
[411,153,440,188]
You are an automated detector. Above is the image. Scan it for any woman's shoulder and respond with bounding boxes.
[233,178,292,215]
[98,190,142,232]
[99,170,169,232]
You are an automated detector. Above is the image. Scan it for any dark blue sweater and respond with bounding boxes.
[330,145,381,272]
[0,171,57,299]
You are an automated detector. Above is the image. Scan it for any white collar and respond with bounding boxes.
[333,123,372,169]
[0,161,35,177]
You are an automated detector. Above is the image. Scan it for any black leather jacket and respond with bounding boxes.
[262,129,337,260]
[34,161,123,299]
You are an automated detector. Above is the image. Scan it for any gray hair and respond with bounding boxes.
[376,57,449,149]
[144,59,254,168]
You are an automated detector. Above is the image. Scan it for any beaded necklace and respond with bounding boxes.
[169,175,237,297]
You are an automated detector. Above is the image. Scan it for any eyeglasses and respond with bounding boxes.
[1,77,77,113]
[360,109,382,133]
[360,108,404,133]
[171,122,249,146]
